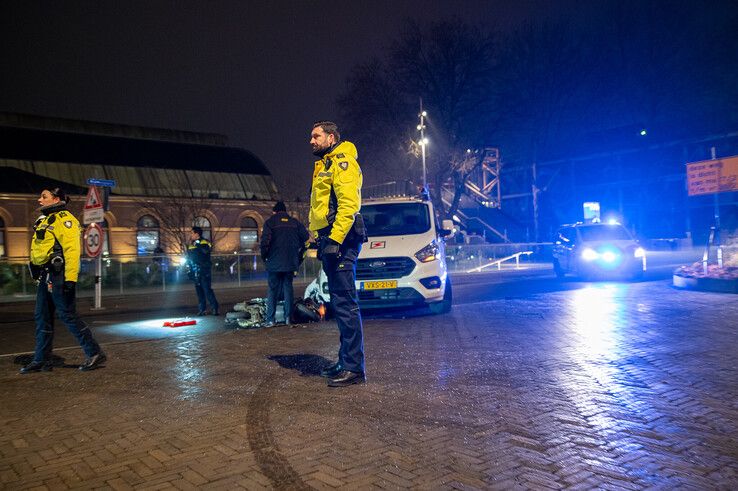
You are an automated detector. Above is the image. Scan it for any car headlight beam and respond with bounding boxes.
[581,248,598,261]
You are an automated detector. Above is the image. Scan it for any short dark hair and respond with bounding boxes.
[312,121,340,142]
[48,187,69,204]
[273,201,287,212]
[191,226,203,237]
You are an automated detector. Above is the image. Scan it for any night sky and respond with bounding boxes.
[0,0,571,199]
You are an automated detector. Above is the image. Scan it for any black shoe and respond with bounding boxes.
[197,310,207,316]
[327,370,365,387]
[320,362,343,378]
[79,351,107,371]
[212,310,220,316]
[20,360,53,374]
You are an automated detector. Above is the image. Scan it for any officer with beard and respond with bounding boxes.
[308,121,368,387]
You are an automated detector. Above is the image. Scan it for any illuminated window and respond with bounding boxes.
[193,216,212,241]
[240,216,259,252]
[136,215,159,255]
[0,216,5,257]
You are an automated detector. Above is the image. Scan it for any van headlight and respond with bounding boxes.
[634,247,646,258]
[415,240,440,263]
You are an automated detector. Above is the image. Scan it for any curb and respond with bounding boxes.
[673,274,738,294]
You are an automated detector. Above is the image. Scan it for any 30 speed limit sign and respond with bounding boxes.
[84,223,104,257]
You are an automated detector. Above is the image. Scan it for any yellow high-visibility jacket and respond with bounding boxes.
[308,141,363,244]
[30,209,82,282]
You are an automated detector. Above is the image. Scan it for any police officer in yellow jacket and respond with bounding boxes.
[21,188,106,373]
[309,121,368,387]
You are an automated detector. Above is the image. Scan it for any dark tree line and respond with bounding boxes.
[338,1,738,222]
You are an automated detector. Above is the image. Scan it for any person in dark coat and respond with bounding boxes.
[187,226,219,316]
[260,201,310,326]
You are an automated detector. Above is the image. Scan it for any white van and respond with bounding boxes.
[305,194,455,314]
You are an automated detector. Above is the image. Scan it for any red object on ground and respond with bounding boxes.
[163,319,197,327]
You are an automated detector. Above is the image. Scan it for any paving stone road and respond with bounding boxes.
[1,279,737,489]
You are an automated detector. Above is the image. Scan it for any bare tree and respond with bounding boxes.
[339,18,499,219]
[130,172,229,254]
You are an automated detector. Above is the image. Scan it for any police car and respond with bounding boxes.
[306,192,454,313]
[552,221,647,279]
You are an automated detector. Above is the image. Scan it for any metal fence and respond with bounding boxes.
[0,244,552,299]
[0,253,323,299]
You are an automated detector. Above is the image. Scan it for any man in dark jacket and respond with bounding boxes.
[260,202,310,326]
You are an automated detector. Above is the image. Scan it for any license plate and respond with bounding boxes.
[361,280,398,290]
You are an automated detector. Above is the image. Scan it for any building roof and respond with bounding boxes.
[0,125,269,175]
[0,166,88,195]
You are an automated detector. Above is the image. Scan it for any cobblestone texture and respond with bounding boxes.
[1,281,738,489]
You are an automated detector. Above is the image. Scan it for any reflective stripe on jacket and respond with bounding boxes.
[308,140,362,244]
[187,239,212,270]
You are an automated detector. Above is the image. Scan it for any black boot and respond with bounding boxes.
[320,362,342,378]
[20,360,53,374]
[327,370,366,387]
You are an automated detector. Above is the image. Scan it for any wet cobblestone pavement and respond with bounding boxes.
[1,281,738,489]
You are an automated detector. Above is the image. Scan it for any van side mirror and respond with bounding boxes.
[440,219,455,238]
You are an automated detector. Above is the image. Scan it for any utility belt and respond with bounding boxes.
[317,213,368,244]
[28,255,64,282]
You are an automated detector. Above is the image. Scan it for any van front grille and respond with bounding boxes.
[356,257,415,280]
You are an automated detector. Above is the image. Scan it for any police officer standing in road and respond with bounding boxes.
[187,226,219,316]
[309,121,368,387]
[21,187,107,373]
[260,201,310,326]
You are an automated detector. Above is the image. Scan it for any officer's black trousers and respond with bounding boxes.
[266,271,294,324]
[321,239,365,373]
[33,273,101,363]
[194,271,219,313]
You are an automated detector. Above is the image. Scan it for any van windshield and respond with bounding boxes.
[362,203,431,236]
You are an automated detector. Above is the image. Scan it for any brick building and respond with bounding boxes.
[0,113,302,260]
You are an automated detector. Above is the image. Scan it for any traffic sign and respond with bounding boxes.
[86,178,117,188]
[83,208,105,225]
[687,155,738,196]
[83,185,105,224]
[84,223,104,257]
[84,186,103,209]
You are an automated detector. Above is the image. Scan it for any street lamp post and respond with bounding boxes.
[417,97,428,190]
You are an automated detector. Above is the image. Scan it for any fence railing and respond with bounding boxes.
[0,253,323,299]
[0,244,552,299]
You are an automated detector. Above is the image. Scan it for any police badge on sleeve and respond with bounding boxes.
[339,161,348,171]
[64,220,73,228]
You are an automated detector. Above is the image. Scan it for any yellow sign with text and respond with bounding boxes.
[687,155,738,196]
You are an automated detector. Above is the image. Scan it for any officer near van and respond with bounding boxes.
[260,201,310,326]
[22,187,107,373]
[187,226,219,316]
[308,121,368,387]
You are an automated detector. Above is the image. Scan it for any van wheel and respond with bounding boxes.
[553,259,565,279]
[429,278,452,314]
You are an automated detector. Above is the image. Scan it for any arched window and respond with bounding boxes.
[240,216,259,252]
[0,216,5,257]
[136,215,159,255]
[193,216,212,241]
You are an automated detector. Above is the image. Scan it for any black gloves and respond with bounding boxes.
[321,238,340,259]
[63,281,76,295]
